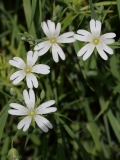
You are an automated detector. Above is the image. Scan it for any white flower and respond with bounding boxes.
[34,20,76,62]
[9,51,50,88]
[74,19,116,60]
[8,89,57,132]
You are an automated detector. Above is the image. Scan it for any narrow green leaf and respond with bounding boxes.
[23,0,36,38]
[117,0,120,19]
[60,119,93,160]
[57,121,66,160]
[0,104,9,140]
[30,0,37,28]
[39,0,42,24]
[107,109,120,142]
[88,0,98,19]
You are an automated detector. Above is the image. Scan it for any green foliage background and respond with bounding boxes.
[0,0,120,160]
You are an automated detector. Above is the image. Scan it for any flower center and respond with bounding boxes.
[29,110,35,117]
[93,39,99,45]
[50,37,56,43]
[25,65,32,74]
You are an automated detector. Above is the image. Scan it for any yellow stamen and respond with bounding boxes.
[94,39,99,44]
[50,38,56,43]
[25,65,31,73]
[26,68,30,73]
[29,110,35,116]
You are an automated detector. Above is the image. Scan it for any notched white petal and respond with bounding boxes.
[9,57,25,69]
[57,32,75,43]
[101,43,113,55]
[83,44,94,60]
[101,33,116,39]
[17,116,32,131]
[34,115,53,132]
[96,45,108,60]
[52,46,59,62]
[52,44,65,62]
[55,22,61,37]
[32,64,50,74]
[90,19,96,35]
[41,21,52,38]
[38,107,57,114]
[26,73,38,88]
[9,103,28,114]
[10,70,26,84]
[27,50,38,66]
[95,20,101,37]
[74,34,91,42]
[36,100,55,112]
[77,43,92,57]
[34,41,50,50]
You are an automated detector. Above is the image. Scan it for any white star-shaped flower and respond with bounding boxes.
[8,89,57,132]
[34,20,76,62]
[9,51,50,88]
[74,19,116,60]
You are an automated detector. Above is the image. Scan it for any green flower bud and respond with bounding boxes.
[10,88,16,96]
[21,36,26,41]
[24,32,29,36]
[28,41,34,45]
[40,90,45,100]
[7,148,19,160]
[17,93,23,102]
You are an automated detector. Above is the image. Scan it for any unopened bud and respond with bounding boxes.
[10,88,16,96]
[17,93,23,102]
[28,41,34,45]
[21,36,26,41]
[7,148,19,160]
[40,90,45,100]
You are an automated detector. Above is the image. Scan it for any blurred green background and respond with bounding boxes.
[0,0,120,160]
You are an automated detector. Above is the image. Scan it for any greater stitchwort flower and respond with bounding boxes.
[74,19,116,60]
[34,20,76,62]
[9,51,50,88]
[8,89,57,132]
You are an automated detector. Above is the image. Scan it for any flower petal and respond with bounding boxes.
[95,20,101,37]
[8,109,27,116]
[32,64,50,74]
[17,116,32,131]
[8,103,28,115]
[83,44,95,60]
[36,100,55,113]
[37,107,57,114]
[38,42,51,56]
[101,43,113,55]
[23,89,29,106]
[55,22,61,37]
[47,20,55,36]
[10,70,26,84]
[51,45,59,62]
[101,33,116,39]
[23,89,35,109]
[34,115,53,132]
[101,39,115,44]
[74,33,92,42]
[76,29,92,41]
[96,44,108,60]
[9,57,26,69]
[26,73,38,88]
[41,21,52,38]
[90,19,96,35]
[34,41,49,50]
[77,43,93,57]
[57,32,75,43]
[52,44,65,62]
[27,51,38,66]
